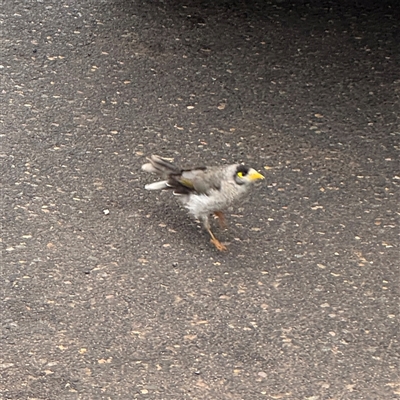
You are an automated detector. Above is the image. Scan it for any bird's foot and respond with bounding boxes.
[206,227,227,251]
[210,237,227,251]
[214,211,227,229]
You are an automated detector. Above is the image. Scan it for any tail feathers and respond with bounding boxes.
[144,180,169,190]
[141,163,159,174]
[141,155,180,177]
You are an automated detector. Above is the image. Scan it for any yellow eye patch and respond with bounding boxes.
[237,171,245,178]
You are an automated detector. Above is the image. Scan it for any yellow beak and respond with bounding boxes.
[248,169,265,182]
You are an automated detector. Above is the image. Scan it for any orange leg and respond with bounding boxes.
[214,211,227,229]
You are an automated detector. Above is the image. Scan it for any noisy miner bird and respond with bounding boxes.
[142,155,264,251]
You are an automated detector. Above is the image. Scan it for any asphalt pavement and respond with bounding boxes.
[2,0,399,399]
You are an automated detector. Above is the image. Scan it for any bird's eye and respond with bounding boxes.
[237,171,245,178]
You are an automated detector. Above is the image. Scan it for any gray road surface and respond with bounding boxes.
[2,0,399,399]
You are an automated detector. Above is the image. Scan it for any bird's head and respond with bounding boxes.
[234,165,265,185]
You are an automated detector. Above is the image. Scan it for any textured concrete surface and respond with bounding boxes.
[2,0,399,399]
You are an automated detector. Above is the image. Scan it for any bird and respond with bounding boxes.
[141,155,265,251]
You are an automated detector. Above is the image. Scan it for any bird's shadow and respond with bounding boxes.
[146,200,236,249]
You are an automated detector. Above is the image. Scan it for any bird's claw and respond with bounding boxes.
[210,238,227,251]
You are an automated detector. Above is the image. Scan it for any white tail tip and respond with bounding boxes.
[145,181,168,190]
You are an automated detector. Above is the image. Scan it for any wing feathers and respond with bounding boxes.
[142,155,220,195]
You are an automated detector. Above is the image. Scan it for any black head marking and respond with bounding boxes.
[234,165,250,185]
[236,165,249,175]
